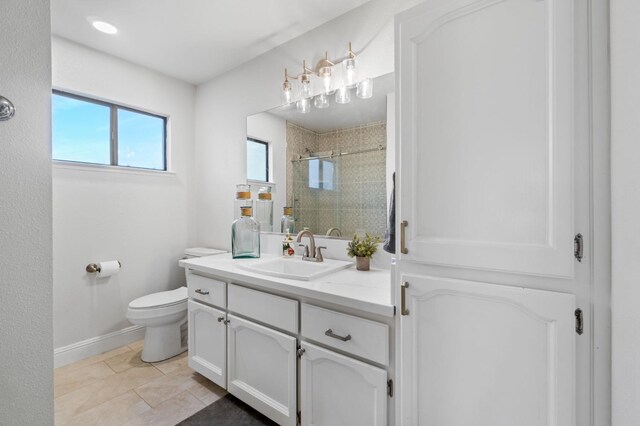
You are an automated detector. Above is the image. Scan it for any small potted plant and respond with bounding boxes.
[347,233,382,271]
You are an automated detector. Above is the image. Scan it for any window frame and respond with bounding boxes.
[52,89,168,171]
[246,137,270,182]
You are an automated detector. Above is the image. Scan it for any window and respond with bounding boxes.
[247,138,269,182]
[309,158,335,190]
[52,90,167,170]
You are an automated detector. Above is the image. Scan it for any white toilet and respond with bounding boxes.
[126,247,226,362]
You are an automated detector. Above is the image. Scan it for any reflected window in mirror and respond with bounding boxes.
[247,138,269,182]
[309,159,335,190]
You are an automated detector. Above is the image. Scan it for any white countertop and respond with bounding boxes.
[179,253,394,317]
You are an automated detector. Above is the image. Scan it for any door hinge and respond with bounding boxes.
[387,379,393,397]
[297,347,305,358]
[296,411,301,425]
[575,308,584,335]
[574,233,583,262]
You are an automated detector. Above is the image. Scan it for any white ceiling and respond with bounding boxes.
[51,0,371,85]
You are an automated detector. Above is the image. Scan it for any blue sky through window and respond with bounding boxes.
[247,139,268,181]
[118,109,165,170]
[52,94,110,164]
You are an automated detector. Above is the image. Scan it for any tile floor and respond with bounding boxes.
[54,340,227,426]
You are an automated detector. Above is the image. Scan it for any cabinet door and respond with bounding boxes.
[399,274,574,426]
[227,314,297,426]
[299,341,387,426]
[188,300,226,388]
[396,0,575,278]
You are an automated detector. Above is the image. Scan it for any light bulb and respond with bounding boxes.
[343,57,356,87]
[322,75,332,93]
[335,86,351,104]
[297,98,311,114]
[301,80,312,98]
[356,78,373,99]
[314,94,329,109]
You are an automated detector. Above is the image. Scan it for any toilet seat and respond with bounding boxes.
[127,287,188,322]
[129,287,188,310]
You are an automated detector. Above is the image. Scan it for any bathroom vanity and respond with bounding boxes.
[179,253,394,426]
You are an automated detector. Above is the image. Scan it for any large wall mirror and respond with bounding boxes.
[247,72,394,239]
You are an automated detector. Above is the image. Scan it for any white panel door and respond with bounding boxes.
[396,0,574,278]
[227,314,297,426]
[398,275,574,426]
[188,300,226,388]
[299,341,387,426]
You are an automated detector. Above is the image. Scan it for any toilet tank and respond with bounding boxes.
[183,247,227,259]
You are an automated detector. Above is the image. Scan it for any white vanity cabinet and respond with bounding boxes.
[186,269,393,426]
[299,341,387,426]
[187,300,226,388]
[227,314,298,426]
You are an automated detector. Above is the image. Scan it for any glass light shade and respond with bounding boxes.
[343,57,357,87]
[356,77,373,99]
[297,98,311,114]
[314,94,329,109]
[281,87,291,104]
[335,86,351,104]
[301,79,312,98]
[322,75,332,93]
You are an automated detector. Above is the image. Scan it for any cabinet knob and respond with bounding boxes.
[297,348,306,358]
[217,316,224,322]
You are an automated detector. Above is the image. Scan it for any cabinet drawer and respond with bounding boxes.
[187,272,226,308]
[301,304,389,365]
[228,284,298,334]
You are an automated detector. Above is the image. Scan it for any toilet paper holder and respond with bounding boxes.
[86,261,122,273]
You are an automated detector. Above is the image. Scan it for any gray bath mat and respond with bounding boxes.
[178,394,278,426]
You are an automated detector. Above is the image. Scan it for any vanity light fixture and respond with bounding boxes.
[280,41,372,112]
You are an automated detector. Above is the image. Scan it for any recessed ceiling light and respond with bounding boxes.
[91,20,118,35]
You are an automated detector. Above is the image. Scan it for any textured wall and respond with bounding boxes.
[611,0,640,423]
[0,0,53,423]
[287,122,387,237]
[52,37,196,358]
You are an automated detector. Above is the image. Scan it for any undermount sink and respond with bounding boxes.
[238,257,353,281]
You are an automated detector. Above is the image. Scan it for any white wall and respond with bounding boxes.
[247,112,287,224]
[611,1,640,424]
[0,0,53,423]
[51,37,196,363]
[194,0,421,250]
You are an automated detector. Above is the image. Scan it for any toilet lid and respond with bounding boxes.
[129,287,188,309]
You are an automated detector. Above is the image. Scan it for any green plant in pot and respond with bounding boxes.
[347,233,382,271]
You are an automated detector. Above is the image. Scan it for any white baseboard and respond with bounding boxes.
[54,325,145,368]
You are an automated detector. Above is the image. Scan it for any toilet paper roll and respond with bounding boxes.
[97,260,121,278]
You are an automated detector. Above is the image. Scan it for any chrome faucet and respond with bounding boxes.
[296,230,326,262]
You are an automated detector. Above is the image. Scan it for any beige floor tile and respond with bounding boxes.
[105,348,144,374]
[128,339,145,352]
[55,346,131,374]
[60,390,151,426]
[187,373,227,406]
[134,366,210,407]
[55,361,116,398]
[151,351,188,375]
[55,364,163,423]
[125,390,205,426]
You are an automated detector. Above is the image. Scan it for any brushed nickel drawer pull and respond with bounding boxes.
[400,220,408,254]
[195,288,210,295]
[325,329,351,342]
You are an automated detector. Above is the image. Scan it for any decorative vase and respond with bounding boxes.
[356,256,370,271]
